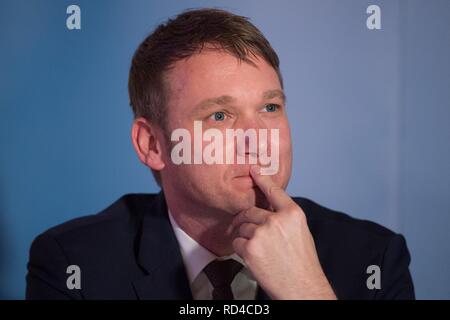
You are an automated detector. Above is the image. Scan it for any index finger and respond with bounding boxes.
[250,165,293,211]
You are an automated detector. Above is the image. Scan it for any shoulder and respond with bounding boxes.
[29,193,161,256]
[293,197,414,299]
[294,196,397,247]
[39,194,158,238]
[26,193,162,299]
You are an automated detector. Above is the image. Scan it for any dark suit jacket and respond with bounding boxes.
[26,192,415,299]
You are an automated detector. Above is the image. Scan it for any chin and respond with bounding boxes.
[223,188,269,213]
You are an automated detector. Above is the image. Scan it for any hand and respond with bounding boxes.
[232,165,337,300]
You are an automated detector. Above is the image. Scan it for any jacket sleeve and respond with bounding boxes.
[26,232,83,300]
[375,234,415,299]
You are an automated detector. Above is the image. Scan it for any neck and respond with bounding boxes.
[166,198,236,257]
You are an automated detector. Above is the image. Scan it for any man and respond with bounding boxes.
[26,8,414,300]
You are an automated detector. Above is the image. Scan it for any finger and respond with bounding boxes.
[232,237,248,258]
[250,165,293,211]
[232,206,271,228]
[237,223,259,239]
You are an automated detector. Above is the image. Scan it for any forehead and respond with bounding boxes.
[165,49,282,107]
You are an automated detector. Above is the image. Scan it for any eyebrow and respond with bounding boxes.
[193,89,286,112]
[263,89,286,103]
[195,95,236,112]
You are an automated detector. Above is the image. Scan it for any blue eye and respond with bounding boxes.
[263,104,279,112]
[210,111,226,121]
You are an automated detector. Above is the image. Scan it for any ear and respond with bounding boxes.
[131,117,166,171]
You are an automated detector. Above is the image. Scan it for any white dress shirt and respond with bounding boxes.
[168,209,258,300]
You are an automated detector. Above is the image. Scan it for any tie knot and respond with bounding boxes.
[203,259,243,290]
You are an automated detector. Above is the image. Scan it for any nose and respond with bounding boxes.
[234,115,269,162]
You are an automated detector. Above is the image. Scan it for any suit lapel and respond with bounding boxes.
[132,192,193,299]
[256,286,271,300]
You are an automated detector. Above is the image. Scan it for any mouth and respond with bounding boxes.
[233,173,257,188]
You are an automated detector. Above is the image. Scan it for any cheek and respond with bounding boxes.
[180,163,226,183]
[282,134,292,156]
[279,123,292,154]
[268,122,291,157]
[277,126,292,174]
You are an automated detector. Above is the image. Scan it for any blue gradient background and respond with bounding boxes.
[1,0,449,299]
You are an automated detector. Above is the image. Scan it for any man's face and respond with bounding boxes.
[160,49,292,215]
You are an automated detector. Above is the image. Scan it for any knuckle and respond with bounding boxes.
[267,185,282,197]
[285,203,298,213]
[238,223,246,234]
[252,225,263,238]
[284,204,304,220]
[266,214,280,228]
[246,239,259,256]
[231,238,240,250]
[243,209,252,220]
[295,208,307,224]
[239,223,250,234]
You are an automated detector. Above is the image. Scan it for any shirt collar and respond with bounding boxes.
[167,208,253,284]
